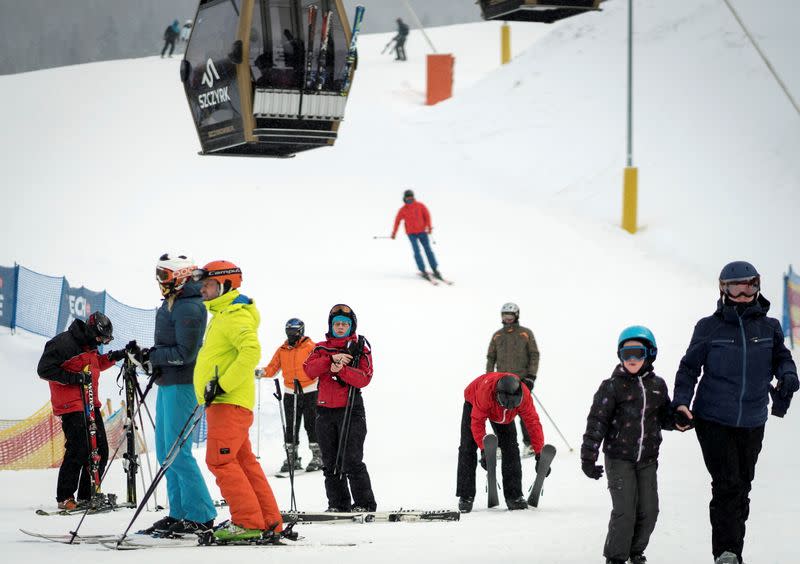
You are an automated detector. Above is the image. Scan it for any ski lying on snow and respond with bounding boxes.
[35,502,135,516]
[100,537,357,550]
[20,529,120,544]
[282,509,460,524]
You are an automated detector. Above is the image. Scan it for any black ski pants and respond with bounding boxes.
[456,401,523,501]
[161,38,175,57]
[395,38,407,61]
[316,397,376,511]
[57,408,108,502]
[283,390,318,445]
[695,418,764,562]
[603,456,659,561]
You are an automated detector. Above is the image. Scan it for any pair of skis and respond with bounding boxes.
[302,5,364,94]
[484,435,556,508]
[418,271,454,286]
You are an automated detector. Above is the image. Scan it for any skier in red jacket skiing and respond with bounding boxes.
[390,189,444,282]
[456,372,545,513]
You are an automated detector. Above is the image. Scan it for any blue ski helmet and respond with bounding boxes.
[719,261,759,281]
[617,325,657,361]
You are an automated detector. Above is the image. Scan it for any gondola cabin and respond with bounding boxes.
[478,0,603,24]
[181,0,358,157]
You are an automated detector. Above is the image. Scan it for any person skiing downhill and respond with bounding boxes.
[192,260,283,542]
[303,304,377,512]
[581,326,675,564]
[134,254,217,536]
[486,302,540,457]
[257,318,322,473]
[390,189,444,282]
[456,372,545,513]
[673,262,798,564]
[37,312,127,509]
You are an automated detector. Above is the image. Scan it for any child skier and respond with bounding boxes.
[258,318,322,473]
[581,326,675,564]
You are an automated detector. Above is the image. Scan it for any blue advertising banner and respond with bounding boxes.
[784,266,800,349]
[57,282,105,335]
[0,265,18,328]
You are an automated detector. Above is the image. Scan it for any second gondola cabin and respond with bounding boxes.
[479,0,604,24]
[181,0,359,158]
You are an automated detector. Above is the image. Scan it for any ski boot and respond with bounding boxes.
[279,444,303,473]
[351,504,377,512]
[433,269,444,281]
[57,497,78,511]
[606,559,626,564]
[629,554,647,564]
[715,552,739,564]
[212,521,263,543]
[167,519,214,536]
[305,443,323,472]
[458,497,474,513]
[506,496,529,511]
[140,515,179,535]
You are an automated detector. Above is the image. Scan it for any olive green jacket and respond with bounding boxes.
[486,323,540,380]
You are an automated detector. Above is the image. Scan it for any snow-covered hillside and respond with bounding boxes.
[0,1,798,563]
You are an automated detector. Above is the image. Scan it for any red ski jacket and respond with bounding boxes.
[464,372,544,453]
[51,350,116,416]
[304,334,373,408]
[392,200,432,237]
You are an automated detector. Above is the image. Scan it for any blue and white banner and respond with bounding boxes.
[57,283,105,334]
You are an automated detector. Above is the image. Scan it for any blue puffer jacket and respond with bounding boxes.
[149,281,208,386]
[673,295,797,428]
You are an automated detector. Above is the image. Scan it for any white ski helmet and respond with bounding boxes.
[501,302,520,316]
[156,253,196,296]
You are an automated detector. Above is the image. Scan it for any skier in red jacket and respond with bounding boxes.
[390,189,444,282]
[456,372,545,513]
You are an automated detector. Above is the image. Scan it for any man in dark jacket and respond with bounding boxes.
[392,18,409,61]
[673,261,799,564]
[162,19,180,58]
[486,302,540,457]
[37,312,126,509]
[135,254,216,536]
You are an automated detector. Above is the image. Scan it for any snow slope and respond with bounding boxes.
[1,1,798,562]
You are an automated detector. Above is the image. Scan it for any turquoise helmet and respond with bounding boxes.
[617,325,657,360]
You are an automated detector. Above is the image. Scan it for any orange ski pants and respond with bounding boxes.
[205,404,282,532]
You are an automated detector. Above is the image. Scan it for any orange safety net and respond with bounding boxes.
[0,402,146,470]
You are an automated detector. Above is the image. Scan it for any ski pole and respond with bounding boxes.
[273,379,297,511]
[531,391,574,452]
[372,236,392,239]
[333,386,355,477]
[256,371,262,459]
[381,38,395,54]
[292,379,301,472]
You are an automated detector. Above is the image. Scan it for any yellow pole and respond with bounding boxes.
[622,167,638,234]
[501,24,511,65]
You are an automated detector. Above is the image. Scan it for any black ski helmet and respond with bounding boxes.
[719,261,760,298]
[327,304,357,336]
[87,311,113,343]
[285,318,305,339]
[403,189,414,201]
[495,375,523,409]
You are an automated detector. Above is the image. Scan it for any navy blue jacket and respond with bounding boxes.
[148,281,207,386]
[582,365,674,466]
[673,295,797,428]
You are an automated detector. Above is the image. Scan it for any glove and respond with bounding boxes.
[582,460,604,480]
[204,378,224,407]
[674,408,695,429]
[479,450,487,471]
[254,368,265,379]
[107,349,127,362]
[769,385,790,418]
[126,345,152,373]
[71,366,92,385]
[535,452,552,477]
[777,373,800,399]
[523,376,536,391]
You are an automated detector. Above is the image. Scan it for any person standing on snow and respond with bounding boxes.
[456,372,545,513]
[133,254,217,536]
[37,312,127,510]
[180,20,193,43]
[390,189,444,282]
[304,304,377,512]
[486,302,541,458]
[257,318,322,473]
[192,260,283,542]
[581,326,675,564]
[161,19,180,58]
[392,18,409,61]
[672,261,798,564]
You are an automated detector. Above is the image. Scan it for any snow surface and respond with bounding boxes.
[1,1,799,562]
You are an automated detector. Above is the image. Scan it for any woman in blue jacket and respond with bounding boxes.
[673,261,798,564]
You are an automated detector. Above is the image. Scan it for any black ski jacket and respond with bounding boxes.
[37,319,96,385]
[582,365,674,466]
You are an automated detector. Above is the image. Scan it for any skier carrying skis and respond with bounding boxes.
[134,254,217,536]
[192,260,283,542]
[257,318,322,473]
[303,304,377,512]
[672,262,798,564]
[486,302,540,458]
[390,189,444,282]
[456,372,545,513]
[37,312,127,510]
[581,326,675,564]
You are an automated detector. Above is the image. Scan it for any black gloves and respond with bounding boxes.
[769,385,791,418]
[674,408,695,429]
[107,349,127,362]
[777,373,799,399]
[523,376,536,391]
[581,460,604,480]
[479,449,487,470]
[70,370,91,385]
[204,378,224,407]
[535,452,552,477]
[125,340,153,373]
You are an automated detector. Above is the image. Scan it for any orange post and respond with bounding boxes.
[426,54,454,106]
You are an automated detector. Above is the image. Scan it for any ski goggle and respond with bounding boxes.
[156,266,194,284]
[618,346,647,362]
[192,266,241,282]
[720,277,759,298]
[329,304,352,316]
